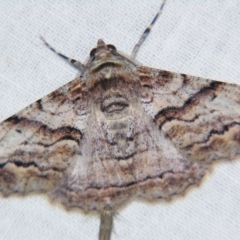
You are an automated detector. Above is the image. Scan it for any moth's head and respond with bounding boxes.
[85,39,136,74]
[81,39,138,88]
[89,39,117,61]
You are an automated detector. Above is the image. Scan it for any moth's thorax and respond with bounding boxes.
[100,92,130,120]
[89,78,140,121]
[80,39,138,88]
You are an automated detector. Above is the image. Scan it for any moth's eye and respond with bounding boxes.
[107,44,116,52]
[90,48,97,58]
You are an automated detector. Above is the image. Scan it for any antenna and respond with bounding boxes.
[131,0,167,59]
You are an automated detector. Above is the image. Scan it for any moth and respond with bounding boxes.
[1,1,240,239]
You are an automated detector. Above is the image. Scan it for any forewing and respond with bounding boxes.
[0,78,85,196]
[139,66,240,163]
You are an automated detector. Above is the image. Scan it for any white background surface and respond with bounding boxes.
[0,1,240,240]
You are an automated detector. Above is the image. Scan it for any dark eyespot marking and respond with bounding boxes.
[90,48,97,58]
[107,44,117,52]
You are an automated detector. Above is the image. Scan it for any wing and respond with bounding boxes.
[47,78,209,211]
[0,78,85,196]
[1,65,240,212]
[138,66,240,163]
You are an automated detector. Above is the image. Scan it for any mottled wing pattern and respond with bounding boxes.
[1,50,240,216]
[0,78,85,196]
[138,66,240,163]
[2,63,240,213]
[48,78,209,212]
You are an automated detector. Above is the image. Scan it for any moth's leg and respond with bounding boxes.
[131,0,167,59]
[39,35,85,71]
[99,207,114,240]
